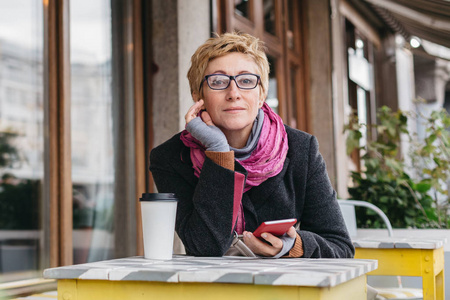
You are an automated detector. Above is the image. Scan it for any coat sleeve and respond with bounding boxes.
[149,147,245,256]
[297,136,355,258]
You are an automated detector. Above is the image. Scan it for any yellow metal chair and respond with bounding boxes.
[338,199,427,300]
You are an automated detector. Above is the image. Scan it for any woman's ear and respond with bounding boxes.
[258,86,265,108]
[258,96,265,108]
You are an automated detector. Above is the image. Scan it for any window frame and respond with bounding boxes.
[44,0,73,268]
[213,0,309,131]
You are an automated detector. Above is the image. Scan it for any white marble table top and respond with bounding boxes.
[43,256,377,288]
[352,236,447,249]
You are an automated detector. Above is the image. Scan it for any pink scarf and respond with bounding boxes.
[180,102,288,192]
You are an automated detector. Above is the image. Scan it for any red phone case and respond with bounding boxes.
[252,218,297,238]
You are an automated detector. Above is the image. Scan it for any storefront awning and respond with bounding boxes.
[363,0,450,51]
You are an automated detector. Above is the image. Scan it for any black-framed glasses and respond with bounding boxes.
[200,73,261,91]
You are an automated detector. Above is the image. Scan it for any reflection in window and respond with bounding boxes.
[289,67,298,128]
[0,0,45,282]
[70,0,114,264]
[235,0,250,19]
[263,0,276,36]
[287,0,295,49]
[266,56,279,114]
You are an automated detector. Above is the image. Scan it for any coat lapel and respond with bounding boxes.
[172,146,199,187]
[241,157,291,225]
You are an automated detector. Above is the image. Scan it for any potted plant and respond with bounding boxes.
[344,106,449,229]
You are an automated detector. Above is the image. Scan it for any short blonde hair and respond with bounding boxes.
[187,32,270,99]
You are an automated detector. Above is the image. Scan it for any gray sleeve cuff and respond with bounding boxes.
[273,234,296,258]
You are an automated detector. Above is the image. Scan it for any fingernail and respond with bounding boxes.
[246,232,252,238]
[261,233,267,238]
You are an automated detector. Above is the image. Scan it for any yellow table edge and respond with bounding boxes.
[354,247,444,276]
[57,275,367,300]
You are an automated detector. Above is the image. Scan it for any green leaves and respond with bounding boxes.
[414,180,432,193]
[344,106,450,229]
[344,113,364,155]
[346,129,362,155]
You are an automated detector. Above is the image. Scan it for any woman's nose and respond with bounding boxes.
[226,79,241,100]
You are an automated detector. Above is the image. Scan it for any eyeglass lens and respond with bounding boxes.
[207,74,258,90]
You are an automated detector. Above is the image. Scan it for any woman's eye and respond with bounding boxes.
[209,76,228,87]
[238,77,255,85]
[212,80,225,85]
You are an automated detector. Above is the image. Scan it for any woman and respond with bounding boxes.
[150,32,354,258]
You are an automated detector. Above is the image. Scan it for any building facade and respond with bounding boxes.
[0,0,449,297]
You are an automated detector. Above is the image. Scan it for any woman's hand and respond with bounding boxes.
[243,226,297,257]
[185,100,229,152]
[185,99,213,125]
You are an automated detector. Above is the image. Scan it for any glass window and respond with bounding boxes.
[266,56,279,114]
[263,0,276,36]
[0,0,45,282]
[70,0,115,264]
[346,21,374,146]
[235,0,250,19]
[356,86,368,148]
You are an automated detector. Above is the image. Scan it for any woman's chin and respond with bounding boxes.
[217,123,253,135]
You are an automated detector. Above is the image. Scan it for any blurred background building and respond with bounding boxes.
[0,0,449,297]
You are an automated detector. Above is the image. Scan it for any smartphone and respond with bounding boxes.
[252,218,297,238]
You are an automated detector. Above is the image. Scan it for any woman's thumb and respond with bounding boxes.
[200,110,214,126]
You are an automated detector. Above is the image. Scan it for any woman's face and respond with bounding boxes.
[198,52,264,140]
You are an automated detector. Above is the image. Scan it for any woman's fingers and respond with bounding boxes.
[260,232,283,250]
[185,100,204,124]
[243,231,283,257]
[244,227,297,257]
[286,226,297,238]
[185,99,217,127]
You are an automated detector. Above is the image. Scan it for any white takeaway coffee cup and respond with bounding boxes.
[140,193,178,260]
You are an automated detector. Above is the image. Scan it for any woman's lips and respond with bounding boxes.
[224,107,245,113]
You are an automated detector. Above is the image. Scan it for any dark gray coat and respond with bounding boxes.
[150,126,354,258]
